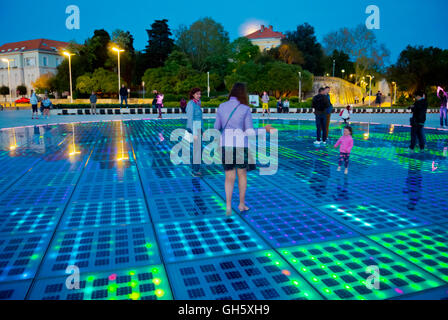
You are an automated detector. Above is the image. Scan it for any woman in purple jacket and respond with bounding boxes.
[214,83,274,217]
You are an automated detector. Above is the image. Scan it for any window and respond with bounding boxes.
[25,57,36,66]
[56,58,62,66]
[43,57,48,67]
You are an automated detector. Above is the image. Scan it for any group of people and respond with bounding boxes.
[260,92,290,115]
[30,90,52,119]
[437,86,448,128]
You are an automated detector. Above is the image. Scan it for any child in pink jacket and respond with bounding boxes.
[334,126,354,174]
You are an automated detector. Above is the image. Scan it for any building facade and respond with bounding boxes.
[245,25,285,51]
[0,39,70,98]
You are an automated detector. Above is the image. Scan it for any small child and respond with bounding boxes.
[340,105,351,123]
[334,126,354,174]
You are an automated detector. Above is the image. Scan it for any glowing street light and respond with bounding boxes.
[341,69,345,79]
[63,51,75,103]
[112,47,125,102]
[2,58,13,105]
[391,81,397,105]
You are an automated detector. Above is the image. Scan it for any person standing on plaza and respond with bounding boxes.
[90,91,97,115]
[437,86,448,127]
[30,90,39,119]
[312,88,330,145]
[340,105,351,124]
[42,95,52,119]
[156,92,164,119]
[409,91,428,152]
[276,97,283,113]
[180,97,187,114]
[334,126,354,175]
[375,91,382,107]
[261,91,270,116]
[214,82,274,217]
[324,86,333,140]
[120,84,128,108]
[186,88,203,177]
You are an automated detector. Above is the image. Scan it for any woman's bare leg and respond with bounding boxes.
[237,168,249,211]
[225,169,236,216]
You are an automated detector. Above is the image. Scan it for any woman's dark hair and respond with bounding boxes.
[189,88,201,100]
[229,82,249,105]
[344,126,353,135]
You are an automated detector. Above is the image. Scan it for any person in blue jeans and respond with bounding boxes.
[119,84,128,108]
[312,88,330,145]
[437,86,448,127]
[409,91,428,152]
[186,87,203,176]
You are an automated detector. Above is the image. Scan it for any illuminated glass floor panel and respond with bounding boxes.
[29,264,172,300]
[166,250,322,300]
[59,199,150,230]
[369,226,448,282]
[241,205,358,247]
[1,119,447,300]
[279,238,444,300]
[38,225,161,277]
[156,216,268,263]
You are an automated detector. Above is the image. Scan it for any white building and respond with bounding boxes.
[245,25,285,51]
[0,39,70,98]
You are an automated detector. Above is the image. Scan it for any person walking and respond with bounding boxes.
[276,98,283,113]
[261,91,270,116]
[30,90,39,119]
[340,105,351,124]
[119,84,128,108]
[152,90,158,113]
[156,92,164,119]
[186,88,203,177]
[214,82,274,217]
[180,97,187,114]
[283,99,290,113]
[334,126,354,175]
[409,91,428,152]
[375,91,382,107]
[90,91,97,115]
[437,86,448,128]
[324,86,333,140]
[42,95,52,119]
[312,88,330,146]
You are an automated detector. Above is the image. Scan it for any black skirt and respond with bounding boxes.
[221,147,256,171]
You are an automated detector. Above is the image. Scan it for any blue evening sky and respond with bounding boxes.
[1,0,447,64]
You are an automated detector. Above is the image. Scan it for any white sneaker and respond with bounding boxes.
[322,141,327,146]
[313,141,321,145]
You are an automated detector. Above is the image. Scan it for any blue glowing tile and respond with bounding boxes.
[0,206,63,236]
[0,185,74,207]
[59,199,151,230]
[156,216,268,263]
[391,285,448,300]
[230,188,303,213]
[0,233,51,282]
[166,250,322,300]
[71,182,144,202]
[38,225,161,277]
[145,177,212,196]
[78,167,139,184]
[319,203,430,234]
[241,205,358,247]
[147,193,226,221]
[0,280,32,300]
[141,166,192,180]
[29,264,172,300]
[14,171,79,187]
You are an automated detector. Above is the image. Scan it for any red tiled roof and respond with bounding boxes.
[245,25,285,40]
[0,39,71,54]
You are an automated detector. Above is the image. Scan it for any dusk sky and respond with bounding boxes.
[1,0,447,64]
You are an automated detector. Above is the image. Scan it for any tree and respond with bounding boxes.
[144,19,174,69]
[268,43,304,65]
[324,50,355,79]
[323,24,390,84]
[32,73,55,94]
[284,23,325,75]
[228,37,260,67]
[76,68,121,96]
[110,29,136,87]
[0,86,9,101]
[176,18,230,74]
[16,85,27,96]
[387,46,448,93]
[85,29,111,71]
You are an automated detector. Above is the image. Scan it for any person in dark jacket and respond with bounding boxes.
[313,88,330,145]
[409,91,428,152]
[276,98,283,113]
[324,86,333,140]
[119,85,128,108]
[90,91,97,115]
[180,98,187,113]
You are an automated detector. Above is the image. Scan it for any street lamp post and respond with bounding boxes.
[298,71,302,103]
[341,69,345,79]
[366,75,374,107]
[142,81,145,99]
[207,72,210,98]
[63,52,75,103]
[392,81,397,106]
[332,60,335,77]
[2,59,12,106]
[112,47,125,102]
